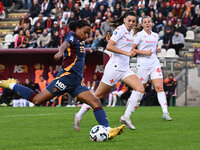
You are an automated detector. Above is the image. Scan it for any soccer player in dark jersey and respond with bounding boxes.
[0,20,125,140]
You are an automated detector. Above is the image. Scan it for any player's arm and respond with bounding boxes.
[131,43,152,56]
[106,40,135,57]
[54,41,70,61]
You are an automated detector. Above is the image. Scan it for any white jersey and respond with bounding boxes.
[133,29,160,69]
[107,24,134,71]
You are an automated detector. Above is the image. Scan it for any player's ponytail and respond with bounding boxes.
[110,11,137,28]
[69,20,91,32]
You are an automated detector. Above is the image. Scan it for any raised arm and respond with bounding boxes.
[54,41,71,61]
[106,40,136,57]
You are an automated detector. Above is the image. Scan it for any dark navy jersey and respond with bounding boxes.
[62,32,86,79]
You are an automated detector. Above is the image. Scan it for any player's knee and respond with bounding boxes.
[135,86,145,93]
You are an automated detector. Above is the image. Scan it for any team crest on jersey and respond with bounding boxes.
[114,31,118,35]
[69,36,74,42]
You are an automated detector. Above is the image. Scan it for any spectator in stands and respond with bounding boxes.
[172,3,183,18]
[181,10,192,28]
[171,29,185,55]
[138,4,147,17]
[51,21,59,35]
[122,0,133,11]
[165,20,175,33]
[40,0,51,16]
[80,2,92,22]
[60,12,69,27]
[155,12,165,33]
[98,5,106,20]
[104,8,113,21]
[49,30,60,48]
[14,30,25,48]
[183,0,195,16]
[95,11,103,22]
[35,13,44,27]
[59,29,65,45]
[166,12,177,26]
[22,29,31,48]
[107,82,127,107]
[147,4,155,16]
[29,32,38,48]
[90,0,98,16]
[98,30,111,49]
[22,0,31,9]
[33,21,44,35]
[164,73,177,106]
[97,0,108,12]
[67,11,77,25]
[91,74,100,91]
[162,27,173,50]
[55,13,62,26]
[149,10,156,24]
[30,0,40,18]
[91,29,103,51]
[113,3,122,19]
[43,14,53,32]
[55,0,63,11]
[24,78,37,92]
[14,13,31,34]
[73,3,81,20]
[100,18,113,36]
[84,30,94,48]
[64,0,73,11]
[59,21,70,36]
[163,1,173,17]
[47,66,57,84]
[38,75,48,92]
[174,18,187,37]
[191,9,200,32]
[0,1,6,20]
[37,29,51,48]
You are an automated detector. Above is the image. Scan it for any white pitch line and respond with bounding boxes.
[0,113,71,118]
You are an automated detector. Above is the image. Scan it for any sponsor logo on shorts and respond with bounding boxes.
[55,80,66,91]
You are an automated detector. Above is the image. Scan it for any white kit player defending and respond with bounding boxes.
[132,16,172,121]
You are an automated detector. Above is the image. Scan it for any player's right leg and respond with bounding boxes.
[0,79,54,106]
[121,74,144,130]
[74,82,112,132]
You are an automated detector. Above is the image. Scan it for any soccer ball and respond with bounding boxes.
[89,125,108,142]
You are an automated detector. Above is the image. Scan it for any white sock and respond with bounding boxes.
[108,93,112,106]
[157,92,168,114]
[106,126,111,131]
[9,83,16,90]
[112,95,117,107]
[76,103,91,119]
[124,91,144,118]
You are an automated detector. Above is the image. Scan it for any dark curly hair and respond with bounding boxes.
[68,20,91,32]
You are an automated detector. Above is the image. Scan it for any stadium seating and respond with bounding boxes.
[185,31,195,40]
[158,30,164,37]
[3,34,13,43]
[0,43,3,48]
[158,39,163,48]
[157,48,167,57]
[3,42,11,49]
[13,34,18,41]
[166,48,178,57]
[29,17,33,26]
[32,17,39,25]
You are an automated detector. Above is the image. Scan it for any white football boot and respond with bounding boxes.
[120,115,136,130]
[162,113,172,121]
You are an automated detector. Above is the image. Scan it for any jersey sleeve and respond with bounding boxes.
[110,28,123,43]
[64,32,75,45]
[133,32,141,45]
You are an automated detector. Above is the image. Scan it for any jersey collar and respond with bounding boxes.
[122,23,133,34]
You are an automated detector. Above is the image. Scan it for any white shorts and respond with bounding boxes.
[137,64,163,84]
[101,66,135,86]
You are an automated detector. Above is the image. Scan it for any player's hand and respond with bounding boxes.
[145,50,153,56]
[127,51,136,57]
[157,47,161,53]
[54,52,63,61]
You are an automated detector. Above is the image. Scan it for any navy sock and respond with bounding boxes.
[13,84,36,102]
[93,107,109,127]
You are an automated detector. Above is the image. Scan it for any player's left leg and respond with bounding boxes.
[77,90,125,139]
[152,78,172,121]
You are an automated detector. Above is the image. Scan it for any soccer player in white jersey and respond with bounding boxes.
[132,16,172,121]
[74,11,145,131]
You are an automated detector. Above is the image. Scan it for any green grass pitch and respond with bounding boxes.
[0,106,200,150]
